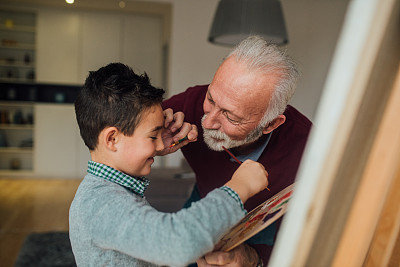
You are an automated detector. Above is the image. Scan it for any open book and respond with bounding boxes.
[215,183,294,252]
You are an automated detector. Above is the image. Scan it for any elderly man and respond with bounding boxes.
[163,36,312,266]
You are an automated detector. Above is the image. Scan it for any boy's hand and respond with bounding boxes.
[157,108,198,156]
[225,160,269,203]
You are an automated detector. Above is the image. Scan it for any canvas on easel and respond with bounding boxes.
[215,184,294,252]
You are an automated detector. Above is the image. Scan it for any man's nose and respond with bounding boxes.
[202,110,221,129]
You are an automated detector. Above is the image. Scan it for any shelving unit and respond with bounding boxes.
[0,10,36,82]
[0,101,34,175]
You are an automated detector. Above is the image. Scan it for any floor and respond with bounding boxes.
[0,178,82,267]
[0,172,194,267]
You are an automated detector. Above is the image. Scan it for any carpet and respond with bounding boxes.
[15,232,76,267]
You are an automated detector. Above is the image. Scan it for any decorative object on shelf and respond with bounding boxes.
[54,92,66,103]
[4,19,14,28]
[0,110,10,124]
[0,131,7,147]
[1,39,18,46]
[0,82,81,103]
[0,101,34,174]
[26,70,35,80]
[0,10,36,82]
[28,87,37,102]
[10,158,21,170]
[6,69,19,79]
[13,109,24,124]
[208,0,288,46]
[7,110,14,124]
[5,57,15,64]
[20,138,33,148]
[26,113,34,124]
[7,87,17,100]
[24,53,32,64]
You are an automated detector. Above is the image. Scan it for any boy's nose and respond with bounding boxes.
[156,137,165,152]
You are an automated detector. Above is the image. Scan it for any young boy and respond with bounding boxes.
[69,63,268,267]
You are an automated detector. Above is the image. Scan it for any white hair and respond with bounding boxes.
[201,115,265,151]
[227,35,300,126]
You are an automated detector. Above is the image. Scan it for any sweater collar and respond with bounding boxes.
[233,132,272,163]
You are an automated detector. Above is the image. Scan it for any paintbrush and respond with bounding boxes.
[222,146,270,191]
[168,136,189,148]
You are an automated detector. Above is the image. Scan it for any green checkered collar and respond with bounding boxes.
[87,161,150,197]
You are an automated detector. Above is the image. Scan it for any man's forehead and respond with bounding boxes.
[208,85,266,119]
[209,80,269,105]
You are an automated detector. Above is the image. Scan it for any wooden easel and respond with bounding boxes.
[269,0,400,266]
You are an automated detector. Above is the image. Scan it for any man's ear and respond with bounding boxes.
[262,115,286,134]
[102,127,119,152]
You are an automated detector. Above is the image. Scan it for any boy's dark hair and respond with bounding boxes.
[75,63,165,150]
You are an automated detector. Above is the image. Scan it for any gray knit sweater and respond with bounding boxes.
[69,174,245,267]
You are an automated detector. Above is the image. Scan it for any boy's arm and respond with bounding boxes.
[74,181,246,267]
[70,161,267,267]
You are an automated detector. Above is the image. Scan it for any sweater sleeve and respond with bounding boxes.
[70,176,246,267]
[162,89,186,112]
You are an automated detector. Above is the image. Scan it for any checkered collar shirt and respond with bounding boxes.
[87,160,150,198]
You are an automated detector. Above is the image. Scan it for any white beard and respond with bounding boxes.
[201,114,265,151]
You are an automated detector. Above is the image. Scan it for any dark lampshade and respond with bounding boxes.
[208,0,288,46]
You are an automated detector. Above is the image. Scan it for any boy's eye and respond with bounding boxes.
[150,136,157,140]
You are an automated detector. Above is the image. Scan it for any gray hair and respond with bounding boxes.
[227,35,300,126]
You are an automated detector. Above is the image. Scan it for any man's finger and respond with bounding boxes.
[188,124,198,141]
[163,108,174,128]
[168,111,185,132]
[196,256,208,267]
[204,251,233,265]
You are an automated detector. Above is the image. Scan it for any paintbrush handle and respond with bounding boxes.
[169,136,189,148]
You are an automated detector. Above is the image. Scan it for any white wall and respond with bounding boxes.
[34,104,89,178]
[0,0,350,169]
[156,0,349,166]
[163,0,349,120]
[282,0,349,119]
[36,8,164,88]
[167,0,231,97]
[32,0,348,120]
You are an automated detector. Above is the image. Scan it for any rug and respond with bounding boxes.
[15,231,76,267]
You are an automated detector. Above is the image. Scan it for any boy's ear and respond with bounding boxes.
[262,115,286,135]
[102,127,119,152]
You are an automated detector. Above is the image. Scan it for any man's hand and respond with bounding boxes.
[196,244,260,267]
[157,108,198,156]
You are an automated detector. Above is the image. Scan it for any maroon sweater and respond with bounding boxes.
[163,85,312,264]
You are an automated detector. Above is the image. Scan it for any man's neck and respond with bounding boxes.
[231,134,270,156]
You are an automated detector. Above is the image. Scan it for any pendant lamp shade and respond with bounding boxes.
[208,0,288,46]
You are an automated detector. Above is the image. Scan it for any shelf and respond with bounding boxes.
[0,147,33,153]
[0,11,36,176]
[0,43,35,50]
[0,25,36,33]
[0,124,34,130]
[0,169,34,176]
[0,10,36,86]
[0,62,35,68]
[0,101,34,107]
[0,77,35,83]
